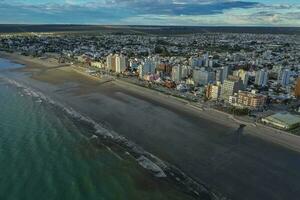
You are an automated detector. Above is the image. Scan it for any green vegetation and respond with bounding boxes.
[227,107,251,116]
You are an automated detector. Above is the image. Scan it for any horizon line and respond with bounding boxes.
[0,24,299,28]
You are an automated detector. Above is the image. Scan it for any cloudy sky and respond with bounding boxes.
[0,0,299,26]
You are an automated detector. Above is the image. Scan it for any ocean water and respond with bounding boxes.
[0,58,193,200]
[0,58,23,69]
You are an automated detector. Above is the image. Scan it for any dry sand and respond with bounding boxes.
[2,52,300,200]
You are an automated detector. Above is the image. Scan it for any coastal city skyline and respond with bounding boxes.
[0,1,300,200]
[1,25,300,200]
[0,0,300,26]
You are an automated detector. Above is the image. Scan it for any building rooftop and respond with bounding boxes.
[264,113,300,127]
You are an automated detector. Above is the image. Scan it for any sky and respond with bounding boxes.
[0,0,299,26]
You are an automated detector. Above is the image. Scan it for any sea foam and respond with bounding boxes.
[3,78,167,175]
[2,77,219,199]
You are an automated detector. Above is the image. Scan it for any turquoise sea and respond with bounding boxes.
[0,58,193,200]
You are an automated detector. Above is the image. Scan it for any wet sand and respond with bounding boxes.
[2,52,300,200]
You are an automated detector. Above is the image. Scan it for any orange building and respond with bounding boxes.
[206,84,213,99]
[295,78,300,98]
[238,91,266,109]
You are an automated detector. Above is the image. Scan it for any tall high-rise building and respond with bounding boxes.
[216,68,224,83]
[220,75,243,100]
[181,65,191,78]
[222,66,229,81]
[115,55,127,73]
[144,57,156,74]
[190,57,203,68]
[138,57,156,78]
[138,65,144,78]
[206,82,222,100]
[278,68,291,86]
[193,68,215,86]
[106,54,116,72]
[255,69,268,87]
[172,66,182,83]
[233,69,249,88]
[208,60,214,68]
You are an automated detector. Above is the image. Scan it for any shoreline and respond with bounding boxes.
[2,77,214,200]
[70,61,300,153]
[0,52,222,199]
[0,51,238,130]
[2,51,300,200]
[0,77,201,200]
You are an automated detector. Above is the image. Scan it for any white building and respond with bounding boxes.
[181,65,191,78]
[220,75,243,100]
[106,54,116,71]
[115,55,127,73]
[172,66,182,83]
[211,83,222,100]
[229,94,238,105]
[278,68,291,86]
[255,69,268,87]
[91,61,103,68]
[138,65,145,78]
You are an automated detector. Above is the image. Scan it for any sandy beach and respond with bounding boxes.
[2,51,300,200]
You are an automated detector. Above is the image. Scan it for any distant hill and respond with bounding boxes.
[0,24,299,35]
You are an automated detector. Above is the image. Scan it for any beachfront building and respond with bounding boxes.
[220,75,243,101]
[91,61,103,69]
[229,94,238,105]
[262,113,300,130]
[144,57,156,74]
[255,69,268,87]
[115,55,127,73]
[295,78,300,98]
[171,65,182,83]
[138,65,144,78]
[106,54,117,72]
[138,58,156,79]
[237,90,267,109]
[206,82,222,100]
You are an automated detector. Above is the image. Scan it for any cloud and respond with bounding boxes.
[119,3,300,26]
[75,0,259,15]
[0,2,132,24]
[0,0,299,26]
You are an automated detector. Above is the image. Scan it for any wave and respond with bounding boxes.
[2,77,222,200]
